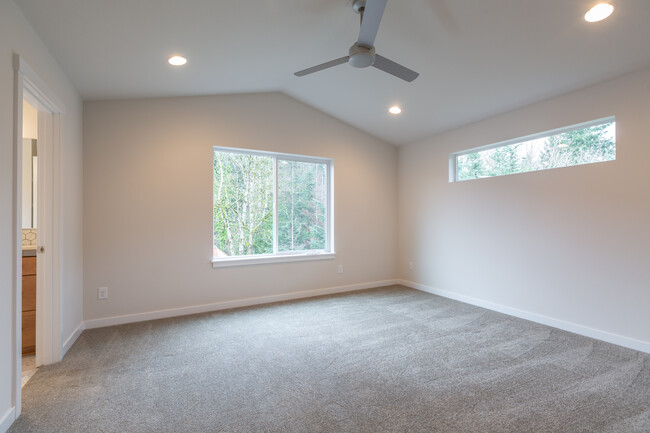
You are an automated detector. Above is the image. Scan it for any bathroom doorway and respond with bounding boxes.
[14,54,64,418]
[21,100,38,386]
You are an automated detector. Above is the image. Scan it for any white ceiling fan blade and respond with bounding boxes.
[294,57,349,77]
[357,0,387,47]
[372,54,419,82]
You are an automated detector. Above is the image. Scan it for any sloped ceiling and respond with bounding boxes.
[15,0,650,145]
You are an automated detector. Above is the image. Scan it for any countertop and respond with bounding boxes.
[22,246,37,257]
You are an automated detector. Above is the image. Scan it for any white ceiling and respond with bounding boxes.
[15,0,650,145]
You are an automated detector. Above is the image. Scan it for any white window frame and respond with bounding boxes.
[449,116,616,182]
[212,146,335,267]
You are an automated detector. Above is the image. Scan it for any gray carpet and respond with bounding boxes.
[10,286,650,432]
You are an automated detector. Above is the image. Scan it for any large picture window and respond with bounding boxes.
[450,117,616,182]
[213,147,333,266]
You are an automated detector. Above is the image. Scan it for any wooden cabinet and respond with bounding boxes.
[22,256,36,276]
[22,311,36,353]
[22,256,36,355]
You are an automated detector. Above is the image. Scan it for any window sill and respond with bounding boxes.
[212,252,336,268]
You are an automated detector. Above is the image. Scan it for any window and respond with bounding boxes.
[450,117,616,182]
[213,147,333,266]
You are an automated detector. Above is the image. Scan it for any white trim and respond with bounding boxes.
[35,108,54,367]
[212,252,335,267]
[62,321,86,358]
[85,280,398,329]
[327,160,334,253]
[12,53,24,421]
[400,280,650,354]
[0,407,16,433]
[16,58,65,115]
[448,154,456,183]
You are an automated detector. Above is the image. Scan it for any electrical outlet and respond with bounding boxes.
[338,265,344,274]
[98,287,108,300]
[409,262,414,271]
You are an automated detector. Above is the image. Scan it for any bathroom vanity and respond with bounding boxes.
[22,249,36,355]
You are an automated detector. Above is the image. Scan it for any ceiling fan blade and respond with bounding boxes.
[372,54,419,82]
[294,56,349,77]
[357,0,387,47]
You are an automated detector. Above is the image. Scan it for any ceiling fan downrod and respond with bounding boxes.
[353,0,366,25]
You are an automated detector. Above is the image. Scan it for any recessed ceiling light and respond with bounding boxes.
[168,55,187,66]
[584,3,614,22]
[389,105,402,115]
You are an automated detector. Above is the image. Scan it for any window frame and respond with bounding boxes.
[212,146,335,268]
[449,116,616,182]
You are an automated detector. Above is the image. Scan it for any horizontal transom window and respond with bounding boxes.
[450,117,616,182]
[213,147,333,267]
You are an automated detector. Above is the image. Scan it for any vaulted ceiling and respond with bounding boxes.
[15,0,650,145]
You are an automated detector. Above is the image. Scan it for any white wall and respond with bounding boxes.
[83,93,397,322]
[398,67,650,351]
[0,0,83,429]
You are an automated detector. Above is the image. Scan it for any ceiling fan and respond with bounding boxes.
[294,0,419,82]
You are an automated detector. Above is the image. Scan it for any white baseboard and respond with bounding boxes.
[85,280,398,330]
[0,407,15,433]
[62,321,86,357]
[400,279,650,354]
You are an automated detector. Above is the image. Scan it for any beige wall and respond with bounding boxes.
[22,101,37,139]
[22,100,37,230]
[0,0,83,427]
[83,93,397,321]
[398,67,650,348]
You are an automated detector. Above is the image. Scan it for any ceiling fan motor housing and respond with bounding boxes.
[349,43,375,68]
[352,0,366,14]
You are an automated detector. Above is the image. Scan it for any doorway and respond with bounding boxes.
[13,54,63,418]
[21,100,38,386]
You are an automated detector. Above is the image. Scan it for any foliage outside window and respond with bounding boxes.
[452,117,616,182]
[213,147,332,264]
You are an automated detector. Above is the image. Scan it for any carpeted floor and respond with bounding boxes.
[9,286,650,432]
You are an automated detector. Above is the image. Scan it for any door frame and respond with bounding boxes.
[12,54,64,418]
